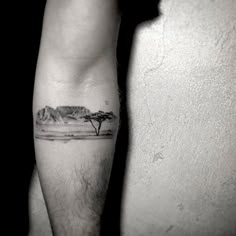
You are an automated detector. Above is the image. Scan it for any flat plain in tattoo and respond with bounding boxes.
[35,106,116,140]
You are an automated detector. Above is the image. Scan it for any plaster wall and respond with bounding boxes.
[122,0,236,235]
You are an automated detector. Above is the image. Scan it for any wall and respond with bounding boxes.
[122,0,236,235]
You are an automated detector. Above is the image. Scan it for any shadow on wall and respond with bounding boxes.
[100,1,161,235]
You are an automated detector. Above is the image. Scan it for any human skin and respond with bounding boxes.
[30,0,121,235]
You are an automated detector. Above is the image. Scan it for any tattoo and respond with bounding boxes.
[35,106,117,140]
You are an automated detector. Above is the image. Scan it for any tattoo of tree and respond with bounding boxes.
[35,106,117,140]
[82,111,115,136]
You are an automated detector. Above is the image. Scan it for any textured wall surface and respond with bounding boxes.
[122,0,236,235]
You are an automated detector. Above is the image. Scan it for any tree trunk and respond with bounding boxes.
[97,122,102,136]
[89,120,99,136]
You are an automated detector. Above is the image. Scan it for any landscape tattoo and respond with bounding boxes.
[35,106,117,140]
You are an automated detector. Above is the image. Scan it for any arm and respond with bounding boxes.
[33,0,120,235]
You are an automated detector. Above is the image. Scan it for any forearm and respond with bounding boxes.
[33,1,120,235]
[33,69,119,235]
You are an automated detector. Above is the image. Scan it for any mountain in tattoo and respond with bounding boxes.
[56,106,91,119]
[35,106,116,140]
[36,106,64,124]
[36,106,91,125]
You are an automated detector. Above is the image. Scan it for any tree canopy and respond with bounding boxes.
[83,111,116,136]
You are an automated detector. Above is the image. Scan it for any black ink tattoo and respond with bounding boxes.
[35,106,116,140]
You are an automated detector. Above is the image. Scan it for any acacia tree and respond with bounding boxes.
[83,111,115,136]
